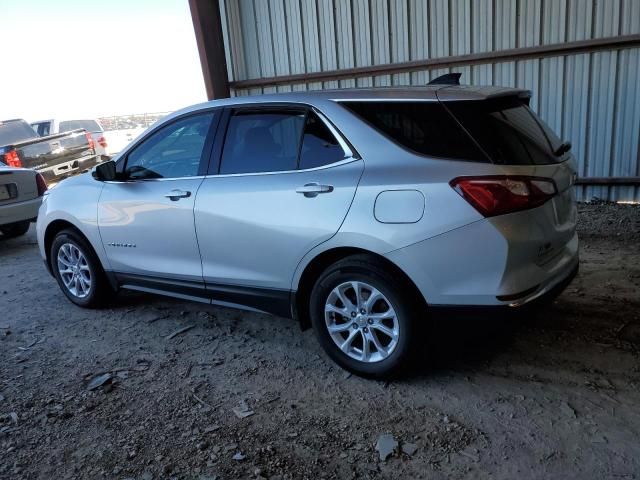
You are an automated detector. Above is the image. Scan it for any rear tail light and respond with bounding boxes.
[97,136,107,148]
[86,132,95,151]
[3,150,22,168]
[35,173,48,196]
[450,176,557,217]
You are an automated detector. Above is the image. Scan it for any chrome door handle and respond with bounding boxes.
[164,189,191,201]
[296,183,334,197]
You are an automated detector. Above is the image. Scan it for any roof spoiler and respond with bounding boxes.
[428,73,462,85]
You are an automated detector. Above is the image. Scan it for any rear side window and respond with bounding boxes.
[59,120,103,133]
[220,110,305,174]
[445,97,563,165]
[299,113,346,169]
[341,101,488,162]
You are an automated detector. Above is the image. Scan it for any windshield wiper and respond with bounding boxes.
[554,141,572,157]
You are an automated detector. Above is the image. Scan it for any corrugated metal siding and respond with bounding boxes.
[220,0,640,201]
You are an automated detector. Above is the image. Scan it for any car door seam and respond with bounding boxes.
[288,158,366,292]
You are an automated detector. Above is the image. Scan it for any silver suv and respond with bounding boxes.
[37,85,579,378]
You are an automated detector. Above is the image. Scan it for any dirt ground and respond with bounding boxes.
[1,203,639,480]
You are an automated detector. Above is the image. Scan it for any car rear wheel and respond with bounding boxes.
[310,255,423,378]
[50,229,114,308]
[0,221,30,238]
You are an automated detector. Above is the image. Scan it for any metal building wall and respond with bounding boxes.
[219,0,640,201]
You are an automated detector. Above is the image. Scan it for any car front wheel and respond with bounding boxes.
[310,255,423,378]
[50,229,113,308]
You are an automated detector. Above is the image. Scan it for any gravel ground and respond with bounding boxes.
[1,203,639,480]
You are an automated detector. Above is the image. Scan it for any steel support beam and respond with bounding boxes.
[229,34,640,90]
[189,0,230,100]
[576,177,640,186]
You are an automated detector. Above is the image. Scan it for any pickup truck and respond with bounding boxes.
[0,119,99,183]
[31,118,109,160]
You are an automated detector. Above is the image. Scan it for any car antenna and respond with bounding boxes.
[427,73,462,85]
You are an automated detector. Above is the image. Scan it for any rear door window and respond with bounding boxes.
[341,101,488,162]
[220,109,305,174]
[445,97,563,165]
[299,112,346,169]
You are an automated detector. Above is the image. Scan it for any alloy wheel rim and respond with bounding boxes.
[325,281,399,363]
[57,243,92,298]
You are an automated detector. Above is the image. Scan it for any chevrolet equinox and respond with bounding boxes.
[37,84,579,377]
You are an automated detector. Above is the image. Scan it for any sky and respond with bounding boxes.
[0,0,207,122]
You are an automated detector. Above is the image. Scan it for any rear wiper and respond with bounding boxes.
[554,141,572,157]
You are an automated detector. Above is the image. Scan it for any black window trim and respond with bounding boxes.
[207,102,358,177]
[310,107,360,161]
[114,108,222,181]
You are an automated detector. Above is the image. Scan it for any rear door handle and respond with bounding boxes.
[164,189,191,201]
[296,183,334,197]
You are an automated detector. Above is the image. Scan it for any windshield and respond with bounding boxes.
[59,120,102,132]
[31,122,51,136]
[0,120,37,145]
[445,96,564,165]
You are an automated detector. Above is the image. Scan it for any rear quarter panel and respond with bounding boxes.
[292,99,578,304]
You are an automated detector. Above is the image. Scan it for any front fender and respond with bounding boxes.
[36,174,109,271]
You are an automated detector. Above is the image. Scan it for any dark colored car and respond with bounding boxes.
[0,119,98,183]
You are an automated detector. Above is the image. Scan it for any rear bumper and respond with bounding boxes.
[0,196,41,226]
[39,154,99,183]
[430,262,579,316]
[428,262,578,320]
[499,253,579,307]
[385,213,579,308]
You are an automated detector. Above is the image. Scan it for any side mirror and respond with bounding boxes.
[92,160,117,181]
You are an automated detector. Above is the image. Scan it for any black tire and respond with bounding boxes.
[50,229,114,308]
[0,221,30,238]
[310,254,426,379]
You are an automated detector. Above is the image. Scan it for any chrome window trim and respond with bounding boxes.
[202,157,360,179]
[114,102,359,181]
[212,103,358,177]
[310,107,355,160]
[104,175,207,184]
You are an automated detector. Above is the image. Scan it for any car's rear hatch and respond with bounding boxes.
[437,86,578,293]
[437,86,576,229]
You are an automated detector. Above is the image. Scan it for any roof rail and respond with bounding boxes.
[427,73,462,85]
